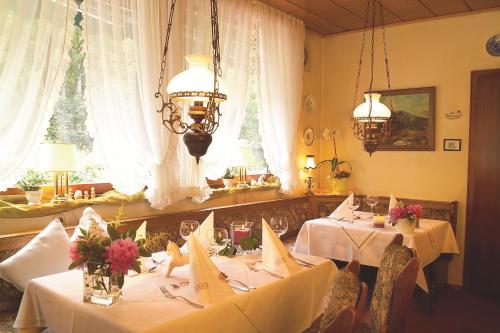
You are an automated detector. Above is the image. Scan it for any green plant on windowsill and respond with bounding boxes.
[16,170,48,205]
[16,170,47,192]
[222,168,235,179]
[222,168,235,188]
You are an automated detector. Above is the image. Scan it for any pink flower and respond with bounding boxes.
[389,207,407,220]
[407,205,423,219]
[69,241,82,262]
[105,238,139,276]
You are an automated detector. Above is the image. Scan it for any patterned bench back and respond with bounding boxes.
[0,195,457,311]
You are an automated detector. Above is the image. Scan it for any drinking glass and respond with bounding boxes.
[347,198,361,223]
[211,228,230,262]
[270,216,288,239]
[179,220,199,253]
[230,221,253,254]
[366,195,378,215]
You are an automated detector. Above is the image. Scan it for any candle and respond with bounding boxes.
[232,227,250,245]
[373,215,385,228]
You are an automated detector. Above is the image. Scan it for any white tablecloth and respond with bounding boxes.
[14,252,337,333]
[293,217,460,292]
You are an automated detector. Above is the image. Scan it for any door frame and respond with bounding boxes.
[464,68,500,291]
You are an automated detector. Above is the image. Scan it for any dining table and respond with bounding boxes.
[293,213,460,293]
[14,251,337,333]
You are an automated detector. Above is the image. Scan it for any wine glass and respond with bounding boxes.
[211,228,230,263]
[366,195,378,215]
[270,216,288,239]
[347,198,361,223]
[179,220,199,253]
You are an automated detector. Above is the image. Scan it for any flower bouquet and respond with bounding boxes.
[69,221,150,307]
[389,203,423,234]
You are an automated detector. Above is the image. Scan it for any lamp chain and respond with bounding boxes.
[156,0,176,95]
[352,0,371,112]
[379,0,394,112]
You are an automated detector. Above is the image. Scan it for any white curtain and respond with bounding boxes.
[0,0,74,190]
[256,3,304,192]
[84,0,212,209]
[181,0,254,180]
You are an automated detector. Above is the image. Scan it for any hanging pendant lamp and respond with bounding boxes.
[155,0,226,164]
[352,0,393,156]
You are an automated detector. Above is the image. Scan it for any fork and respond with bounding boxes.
[245,262,284,279]
[158,285,204,309]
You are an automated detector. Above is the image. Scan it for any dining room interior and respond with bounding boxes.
[0,0,499,332]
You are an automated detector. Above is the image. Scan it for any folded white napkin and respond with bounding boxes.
[188,233,234,303]
[71,207,107,241]
[136,221,147,241]
[261,218,301,277]
[329,193,354,219]
[388,194,398,214]
[181,212,214,252]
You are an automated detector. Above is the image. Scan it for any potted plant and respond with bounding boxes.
[16,170,47,205]
[222,168,235,188]
[389,203,423,234]
[317,129,352,194]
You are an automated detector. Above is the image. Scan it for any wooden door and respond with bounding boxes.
[465,69,500,300]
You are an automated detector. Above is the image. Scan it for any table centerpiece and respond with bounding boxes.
[68,216,151,307]
[389,203,423,234]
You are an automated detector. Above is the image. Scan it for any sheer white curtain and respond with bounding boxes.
[182,0,254,180]
[256,3,304,192]
[0,0,73,190]
[84,0,187,209]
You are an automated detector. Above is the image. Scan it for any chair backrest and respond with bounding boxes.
[320,260,367,333]
[369,234,418,333]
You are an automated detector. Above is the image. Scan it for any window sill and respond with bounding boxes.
[209,183,281,200]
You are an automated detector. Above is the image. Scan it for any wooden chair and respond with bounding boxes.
[313,260,368,333]
[358,234,419,333]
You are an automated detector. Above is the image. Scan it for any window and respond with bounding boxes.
[42,6,106,184]
[234,73,268,175]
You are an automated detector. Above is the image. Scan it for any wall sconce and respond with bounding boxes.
[304,155,316,195]
[40,144,77,203]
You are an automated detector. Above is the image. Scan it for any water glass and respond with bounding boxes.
[180,220,199,252]
[366,195,378,214]
[347,197,361,223]
[270,216,288,239]
[211,228,230,262]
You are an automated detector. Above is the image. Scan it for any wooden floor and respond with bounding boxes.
[406,288,500,333]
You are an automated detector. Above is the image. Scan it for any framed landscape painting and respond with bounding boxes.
[377,87,435,151]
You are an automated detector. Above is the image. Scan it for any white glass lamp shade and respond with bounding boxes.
[305,155,316,169]
[40,144,77,172]
[166,54,226,102]
[353,93,391,122]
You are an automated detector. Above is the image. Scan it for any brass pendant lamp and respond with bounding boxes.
[352,0,393,156]
[155,0,226,164]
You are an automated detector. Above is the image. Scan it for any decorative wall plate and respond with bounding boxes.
[303,127,314,146]
[486,34,500,56]
[304,94,314,113]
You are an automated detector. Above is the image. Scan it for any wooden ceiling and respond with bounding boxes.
[259,0,500,35]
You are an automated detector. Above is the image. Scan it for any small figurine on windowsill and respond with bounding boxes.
[74,189,83,200]
[84,190,89,200]
[90,187,96,199]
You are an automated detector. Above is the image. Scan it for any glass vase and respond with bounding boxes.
[83,264,122,307]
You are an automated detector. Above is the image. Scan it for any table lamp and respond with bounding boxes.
[304,155,316,195]
[40,144,77,203]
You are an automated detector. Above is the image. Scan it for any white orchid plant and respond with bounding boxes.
[317,129,352,180]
